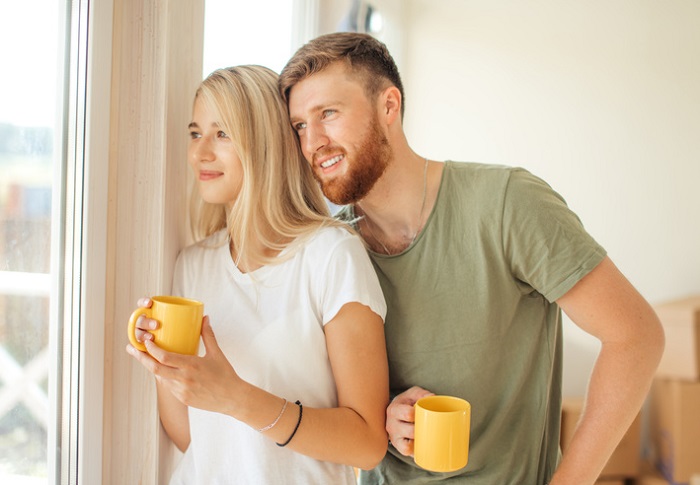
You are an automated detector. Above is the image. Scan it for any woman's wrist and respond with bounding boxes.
[221,376,253,419]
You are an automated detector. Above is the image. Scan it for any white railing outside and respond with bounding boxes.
[0,271,51,298]
[0,270,51,483]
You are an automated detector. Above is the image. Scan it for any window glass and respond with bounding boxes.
[203,0,294,76]
[0,0,62,482]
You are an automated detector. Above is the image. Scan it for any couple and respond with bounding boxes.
[127,32,664,484]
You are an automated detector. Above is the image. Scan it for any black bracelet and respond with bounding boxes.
[276,400,302,447]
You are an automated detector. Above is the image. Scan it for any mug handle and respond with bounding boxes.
[128,307,152,352]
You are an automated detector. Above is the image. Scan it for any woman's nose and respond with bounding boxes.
[190,138,215,163]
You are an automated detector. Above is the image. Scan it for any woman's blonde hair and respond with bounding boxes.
[190,65,341,267]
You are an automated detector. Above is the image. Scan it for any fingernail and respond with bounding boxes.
[149,320,157,330]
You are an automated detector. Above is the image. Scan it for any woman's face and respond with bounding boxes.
[188,97,243,207]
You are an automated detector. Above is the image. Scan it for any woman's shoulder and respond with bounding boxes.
[287,224,365,269]
[177,229,228,263]
[304,224,357,249]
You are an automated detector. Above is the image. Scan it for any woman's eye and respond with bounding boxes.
[217,130,229,138]
[189,131,201,139]
[294,122,306,132]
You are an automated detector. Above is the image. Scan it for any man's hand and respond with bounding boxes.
[385,386,434,456]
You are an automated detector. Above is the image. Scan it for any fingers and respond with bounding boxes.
[134,314,159,343]
[387,386,434,422]
[395,385,435,404]
[388,398,416,423]
[201,315,212,336]
[386,399,417,455]
[387,412,416,456]
[391,433,415,457]
[142,338,187,369]
[126,343,179,380]
[200,316,219,356]
[137,296,153,308]
[386,386,435,457]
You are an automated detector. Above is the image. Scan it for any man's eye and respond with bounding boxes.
[322,109,336,118]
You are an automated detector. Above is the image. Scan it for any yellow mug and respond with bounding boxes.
[127,296,204,355]
[414,395,471,472]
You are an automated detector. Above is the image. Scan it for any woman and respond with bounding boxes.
[126,65,389,484]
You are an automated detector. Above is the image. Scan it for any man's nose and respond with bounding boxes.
[304,122,329,156]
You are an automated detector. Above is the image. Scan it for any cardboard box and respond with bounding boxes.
[561,397,641,478]
[653,295,700,381]
[636,460,671,485]
[650,378,700,484]
[636,472,671,484]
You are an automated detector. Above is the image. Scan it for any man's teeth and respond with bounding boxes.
[321,155,343,168]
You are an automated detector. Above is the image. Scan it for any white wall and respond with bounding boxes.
[395,0,700,396]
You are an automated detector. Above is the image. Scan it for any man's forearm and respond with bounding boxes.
[550,335,663,484]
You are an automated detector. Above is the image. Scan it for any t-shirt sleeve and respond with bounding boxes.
[317,231,387,325]
[501,168,607,302]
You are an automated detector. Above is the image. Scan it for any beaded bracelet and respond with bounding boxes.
[276,400,302,447]
[257,399,288,433]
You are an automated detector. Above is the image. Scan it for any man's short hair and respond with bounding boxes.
[279,32,405,118]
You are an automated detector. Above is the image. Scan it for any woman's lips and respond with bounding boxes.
[199,170,223,181]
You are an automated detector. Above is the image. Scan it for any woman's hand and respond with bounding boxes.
[132,297,157,344]
[126,316,243,416]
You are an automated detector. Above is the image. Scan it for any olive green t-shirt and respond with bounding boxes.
[341,162,606,485]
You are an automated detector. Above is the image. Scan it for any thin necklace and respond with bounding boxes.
[361,157,429,255]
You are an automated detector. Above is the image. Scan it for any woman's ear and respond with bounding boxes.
[380,86,402,125]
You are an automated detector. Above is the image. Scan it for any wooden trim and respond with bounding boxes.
[104,1,204,483]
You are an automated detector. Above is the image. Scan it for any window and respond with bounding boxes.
[0,1,111,483]
[0,1,65,482]
[203,0,295,76]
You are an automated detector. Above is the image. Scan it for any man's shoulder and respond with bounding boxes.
[444,161,551,197]
[445,160,519,180]
[441,161,525,199]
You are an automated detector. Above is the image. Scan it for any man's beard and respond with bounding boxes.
[314,118,392,205]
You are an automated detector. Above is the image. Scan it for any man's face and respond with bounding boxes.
[288,62,392,205]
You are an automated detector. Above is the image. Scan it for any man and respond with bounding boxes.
[279,32,664,484]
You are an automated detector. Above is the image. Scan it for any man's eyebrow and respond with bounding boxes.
[290,100,344,123]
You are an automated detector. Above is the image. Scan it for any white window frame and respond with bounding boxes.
[73,0,113,482]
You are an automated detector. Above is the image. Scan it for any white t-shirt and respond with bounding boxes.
[168,225,386,485]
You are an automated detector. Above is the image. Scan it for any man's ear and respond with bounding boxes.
[380,86,402,125]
